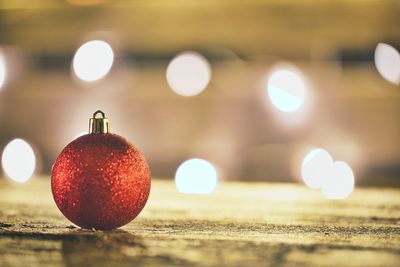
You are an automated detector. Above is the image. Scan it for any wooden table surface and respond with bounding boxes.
[0,177,399,267]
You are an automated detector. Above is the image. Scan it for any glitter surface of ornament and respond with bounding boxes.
[51,133,151,230]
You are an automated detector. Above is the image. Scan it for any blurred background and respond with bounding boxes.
[0,0,399,192]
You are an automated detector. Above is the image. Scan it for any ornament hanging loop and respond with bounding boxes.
[94,110,105,119]
[89,110,110,134]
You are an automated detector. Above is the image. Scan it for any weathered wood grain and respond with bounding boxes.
[0,177,399,266]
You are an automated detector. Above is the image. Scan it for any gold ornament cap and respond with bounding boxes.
[89,110,110,133]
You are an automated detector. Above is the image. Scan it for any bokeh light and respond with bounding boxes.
[321,161,355,200]
[0,53,6,89]
[72,40,114,82]
[166,51,211,96]
[175,158,218,194]
[301,148,333,189]
[1,139,36,183]
[67,0,106,6]
[374,43,400,84]
[267,68,306,112]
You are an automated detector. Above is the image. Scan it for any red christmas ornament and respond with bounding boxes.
[51,111,151,230]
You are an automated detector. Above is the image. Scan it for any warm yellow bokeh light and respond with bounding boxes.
[0,53,6,89]
[67,0,106,6]
[374,43,400,84]
[175,158,218,194]
[267,68,306,112]
[321,161,355,200]
[1,139,36,183]
[166,51,211,96]
[301,148,333,189]
[72,40,114,82]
